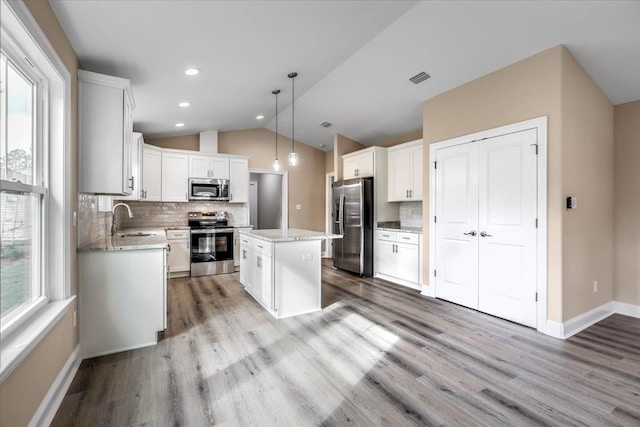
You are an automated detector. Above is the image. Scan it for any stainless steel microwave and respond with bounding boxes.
[188,178,230,201]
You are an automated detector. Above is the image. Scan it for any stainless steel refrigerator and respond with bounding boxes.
[332,177,373,276]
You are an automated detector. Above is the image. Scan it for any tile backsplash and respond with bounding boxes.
[114,200,248,228]
[78,194,110,246]
[399,201,423,228]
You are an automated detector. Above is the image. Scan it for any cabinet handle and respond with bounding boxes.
[406,190,409,198]
[242,249,247,260]
[129,176,134,190]
[168,244,171,252]
[409,190,412,198]
[401,236,411,240]
[230,193,233,201]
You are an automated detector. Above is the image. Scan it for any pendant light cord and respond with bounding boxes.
[291,74,295,153]
[275,92,278,159]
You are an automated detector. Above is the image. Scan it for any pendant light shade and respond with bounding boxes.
[272,89,281,171]
[288,72,298,166]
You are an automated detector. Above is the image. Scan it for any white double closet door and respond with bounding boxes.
[434,129,538,327]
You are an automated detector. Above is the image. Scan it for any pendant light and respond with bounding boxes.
[272,89,281,171]
[288,72,299,166]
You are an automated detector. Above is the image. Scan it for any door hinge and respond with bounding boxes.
[535,292,538,302]
[434,269,437,277]
[434,216,437,223]
[434,161,437,170]
[535,218,538,228]
[531,143,539,155]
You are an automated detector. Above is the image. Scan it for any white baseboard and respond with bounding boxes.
[546,300,640,339]
[29,345,81,427]
[420,283,436,298]
[374,273,421,291]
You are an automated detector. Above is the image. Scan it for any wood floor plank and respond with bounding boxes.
[51,261,640,426]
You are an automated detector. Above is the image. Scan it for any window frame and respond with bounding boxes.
[0,0,73,384]
[0,20,51,336]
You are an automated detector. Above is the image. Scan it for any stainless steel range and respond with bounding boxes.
[188,212,234,276]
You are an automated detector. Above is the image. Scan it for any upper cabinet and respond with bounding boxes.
[229,158,249,203]
[141,144,162,201]
[120,132,143,201]
[188,154,230,179]
[78,70,135,195]
[343,150,374,180]
[388,140,423,202]
[161,152,189,202]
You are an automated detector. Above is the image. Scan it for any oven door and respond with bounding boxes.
[190,229,234,263]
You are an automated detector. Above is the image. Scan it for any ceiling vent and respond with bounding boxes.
[320,121,333,128]
[409,71,430,85]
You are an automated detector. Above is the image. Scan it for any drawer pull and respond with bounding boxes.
[401,237,411,240]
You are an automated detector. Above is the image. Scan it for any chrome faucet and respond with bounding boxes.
[111,202,134,236]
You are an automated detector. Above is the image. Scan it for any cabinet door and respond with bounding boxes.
[389,149,412,201]
[141,145,162,201]
[229,158,249,203]
[121,132,142,200]
[168,240,190,272]
[343,156,359,179]
[411,145,423,200]
[260,254,273,309]
[357,152,374,178]
[239,246,252,287]
[162,152,189,202]
[122,97,134,195]
[188,154,211,178]
[376,240,396,276]
[211,156,230,180]
[395,242,419,283]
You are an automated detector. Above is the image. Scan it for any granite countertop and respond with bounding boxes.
[78,227,169,252]
[240,228,343,243]
[376,221,423,234]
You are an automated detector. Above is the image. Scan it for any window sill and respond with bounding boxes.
[0,296,76,383]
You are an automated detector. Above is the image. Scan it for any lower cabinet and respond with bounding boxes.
[239,235,273,310]
[375,230,422,289]
[233,227,252,270]
[167,229,190,277]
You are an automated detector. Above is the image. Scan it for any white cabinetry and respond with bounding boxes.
[167,229,190,277]
[343,150,374,179]
[234,227,252,269]
[388,139,423,201]
[120,132,143,201]
[78,70,135,195]
[141,144,162,201]
[78,248,166,358]
[239,235,273,309]
[161,152,189,202]
[229,158,249,203]
[375,230,422,289]
[188,154,230,179]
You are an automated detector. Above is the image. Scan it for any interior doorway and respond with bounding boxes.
[248,170,288,230]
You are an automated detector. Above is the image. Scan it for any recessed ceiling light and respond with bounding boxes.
[185,68,199,76]
[256,115,264,120]
[320,121,333,128]
[175,123,185,127]
[178,102,190,107]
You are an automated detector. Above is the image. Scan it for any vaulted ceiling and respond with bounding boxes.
[51,1,640,150]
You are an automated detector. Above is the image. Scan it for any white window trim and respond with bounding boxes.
[0,0,73,382]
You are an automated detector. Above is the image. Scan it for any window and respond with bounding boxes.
[0,44,47,328]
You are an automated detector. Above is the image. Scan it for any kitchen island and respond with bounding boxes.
[239,229,342,319]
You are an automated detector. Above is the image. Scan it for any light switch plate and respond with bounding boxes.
[566,196,577,210]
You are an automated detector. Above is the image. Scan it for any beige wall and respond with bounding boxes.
[374,129,423,148]
[0,3,79,424]
[325,150,334,174]
[146,134,199,151]
[614,101,640,306]
[218,128,326,232]
[423,46,564,322]
[423,45,617,323]
[560,48,614,319]
[333,134,366,180]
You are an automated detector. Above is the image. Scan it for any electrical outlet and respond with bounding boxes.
[593,281,598,292]
[73,310,77,327]
[296,204,302,210]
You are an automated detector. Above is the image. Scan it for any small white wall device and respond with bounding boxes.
[566,196,578,210]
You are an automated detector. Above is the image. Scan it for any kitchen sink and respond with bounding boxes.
[119,232,157,237]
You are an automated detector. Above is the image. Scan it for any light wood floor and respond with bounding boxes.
[53,260,640,426]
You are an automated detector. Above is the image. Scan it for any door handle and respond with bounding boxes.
[464,231,477,236]
[480,231,492,237]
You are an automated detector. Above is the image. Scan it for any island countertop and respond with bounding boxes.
[240,228,342,243]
